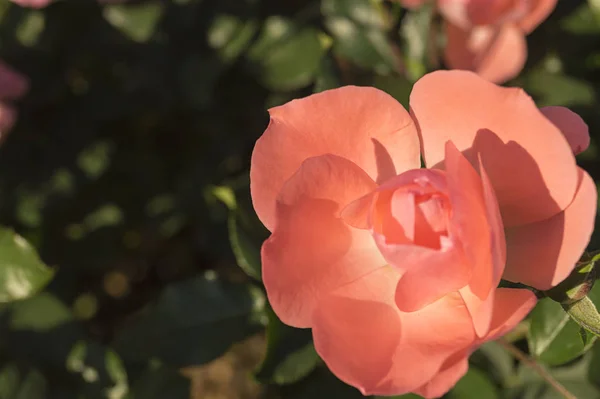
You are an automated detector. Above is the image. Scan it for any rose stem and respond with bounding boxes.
[496,338,577,399]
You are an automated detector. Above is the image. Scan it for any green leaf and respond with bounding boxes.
[208,15,258,64]
[590,342,600,388]
[400,2,434,81]
[9,292,73,331]
[248,17,328,91]
[127,364,190,399]
[255,306,319,385]
[114,275,265,367]
[508,356,600,399]
[524,67,595,107]
[313,55,341,93]
[0,365,46,399]
[373,74,413,108]
[470,341,515,387]
[448,368,499,399]
[279,367,364,399]
[228,213,262,281]
[528,298,597,366]
[0,227,54,303]
[103,2,163,43]
[323,0,397,73]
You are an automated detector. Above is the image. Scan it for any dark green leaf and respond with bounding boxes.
[255,306,319,385]
[228,213,262,281]
[524,67,595,107]
[0,365,46,399]
[590,342,600,387]
[127,364,190,399]
[470,341,515,387]
[114,275,265,367]
[528,298,597,366]
[323,0,397,73]
[399,3,434,81]
[248,17,328,91]
[278,367,364,399]
[0,227,54,303]
[103,2,163,43]
[448,368,499,399]
[9,292,73,331]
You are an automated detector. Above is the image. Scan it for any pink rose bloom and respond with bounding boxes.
[0,60,29,101]
[441,0,557,83]
[250,71,595,397]
[10,0,126,8]
[398,0,557,83]
[9,0,52,8]
[0,60,29,136]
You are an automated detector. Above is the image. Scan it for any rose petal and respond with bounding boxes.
[410,70,578,227]
[444,22,527,84]
[458,148,507,337]
[503,168,597,290]
[379,292,476,395]
[312,266,402,396]
[540,106,590,155]
[313,266,476,396]
[251,86,420,231]
[413,354,469,399]
[484,287,537,340]
[262,154,385,327]
[518,0,557,34]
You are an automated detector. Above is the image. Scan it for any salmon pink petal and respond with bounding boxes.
[445,22,527,84]
[312,266,403,395]
[503,168,597,290]
[378,293,476,394]
[314,267,476,396]
[541,106,590,155]
[393,245,469,311]
[457,149,506,337]
[262,154,385,328]
[484,288,537,340]
[411,70,578,227]
[251,86,420,231]
[518,0,557,34]
[414,355,469,399]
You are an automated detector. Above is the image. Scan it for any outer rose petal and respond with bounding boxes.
[410,70,578,227]
[312,266,403,395]
[444,22,527,84]
[518,0,557,34]
[414,355,469,399]
[313,266,476,396]
[540,106,590,155]
[484,288,537,340]
[251,86,420,231]
[262,154,385,328]
[416,288,536,398]
[503,168,597,290]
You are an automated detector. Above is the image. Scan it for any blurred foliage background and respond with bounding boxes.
[1,0,600,398]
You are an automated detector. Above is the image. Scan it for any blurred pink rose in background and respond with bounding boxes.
[250,70,595,397]
[10,0,127,8]
[441,0,557,83]
[0,60,29,141]
[399,0,557,83]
